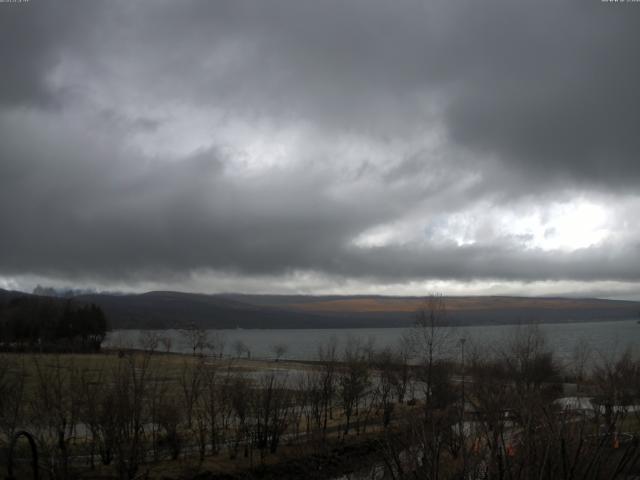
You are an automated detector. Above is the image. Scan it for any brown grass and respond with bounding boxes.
[285,295,631,313]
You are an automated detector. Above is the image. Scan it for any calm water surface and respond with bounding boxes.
[105,319,640,362]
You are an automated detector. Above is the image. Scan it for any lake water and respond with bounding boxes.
[104,319,640,363]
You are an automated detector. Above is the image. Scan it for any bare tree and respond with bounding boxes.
[156,398,183,460]
[392,339,413,404]
[339,337,371,436]
[317,336,339,437]
[181,325,209,356]
[0,355,26,448]
[569,336,592,383]
[374,347,397,428]
[147,364,171,462]
[111,350,155,479]
[31,355,82,479]
[78,363,108,468]
[249,372,293,460]
[382,294,457,480]
[228,374,251,459]
[299,369,324,440]
[591,347,636,438]
[271,343,289,362]
[199,362,224,456]
[207,331,226,358]
[233,339,249,359]
[159,335,173,353]
[462,327,640,480]
[409,294,455,411]
[139,331,160,353]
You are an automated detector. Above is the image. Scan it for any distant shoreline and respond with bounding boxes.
[107,317,639,331]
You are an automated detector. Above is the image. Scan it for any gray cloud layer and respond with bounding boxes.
[1,0,639,295]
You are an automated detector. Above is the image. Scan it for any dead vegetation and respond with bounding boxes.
[3,297,640,479]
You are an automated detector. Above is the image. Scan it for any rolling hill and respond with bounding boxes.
[3,289,638,329]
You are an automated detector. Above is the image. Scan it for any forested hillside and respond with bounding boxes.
[0,292,107,351]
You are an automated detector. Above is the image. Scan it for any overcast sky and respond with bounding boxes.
[1,0,639,298]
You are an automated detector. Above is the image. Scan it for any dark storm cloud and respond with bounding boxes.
[120,0,640,186]
[1,0,639,290]
[442,2,640,187]
[0,109,404,280]
[336,243,640,283]
[0,1,103,107]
